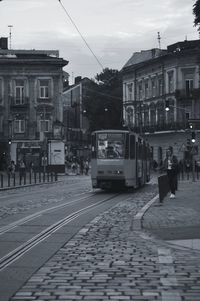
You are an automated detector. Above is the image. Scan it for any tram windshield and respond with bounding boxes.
[97,133,125,159]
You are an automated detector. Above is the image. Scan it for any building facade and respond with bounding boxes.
[122,40,200,164]
[62,77,91,159]
[0,39,68,171]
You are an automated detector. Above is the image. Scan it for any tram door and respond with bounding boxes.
[129,134,136,186]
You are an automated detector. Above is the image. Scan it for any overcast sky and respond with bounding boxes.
[0,0,198,83]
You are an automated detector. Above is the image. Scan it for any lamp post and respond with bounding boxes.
[104,108,108,128]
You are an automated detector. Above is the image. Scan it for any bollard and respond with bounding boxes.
[1,174,3,188]
[39,172,41,183]
[24,173,26,185]
[47,172,49,182]
[158,174,170,203]
[43,172,45,182]
[55,173,58,181]
[13,173,16,187]
[51,172,53,182]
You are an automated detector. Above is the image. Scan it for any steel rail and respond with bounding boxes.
[0,191,97,235]
[0,193,120,271]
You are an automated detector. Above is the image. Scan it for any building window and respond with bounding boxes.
[185,112,190,121]
[143,110,149,127]
[144,80,149,99]
[127,83,133,101]
[40,120,49,132]
[185,79,193,97]
[14,79,26,105]
[39,79,50,99]
[138,82,143,100]
[150,109,156,126]
[14,119,25,133]
[158,78,163,96]
[168,72,174,93]
[152,78,156,97]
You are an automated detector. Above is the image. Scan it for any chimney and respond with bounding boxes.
[0,37,8,50]
[75,76,82,85]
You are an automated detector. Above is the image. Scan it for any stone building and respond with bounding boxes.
[62,77,90,159]
[122,39,200,165]
[0,38,68,171]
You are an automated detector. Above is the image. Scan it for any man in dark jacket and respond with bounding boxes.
[163,147,178,198]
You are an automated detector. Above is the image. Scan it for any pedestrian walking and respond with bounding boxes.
[163,147,178,199]
[8,160,15,177]
[19,159,26,180]
[84,159,89,175]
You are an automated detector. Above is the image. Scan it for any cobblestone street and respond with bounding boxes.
[9,181,200,301]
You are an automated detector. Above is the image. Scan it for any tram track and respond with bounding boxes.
[0,193,120,271]
[0,191,96,235]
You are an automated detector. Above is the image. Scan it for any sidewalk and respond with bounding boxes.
[143,180,200,241]
[9,180,200,301]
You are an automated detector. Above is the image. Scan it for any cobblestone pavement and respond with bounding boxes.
[9,182,200,301]
[0,176,92,220]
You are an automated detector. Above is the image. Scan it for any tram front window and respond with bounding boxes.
[97,133,125,159]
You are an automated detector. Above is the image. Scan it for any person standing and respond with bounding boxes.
[163,147,178,199]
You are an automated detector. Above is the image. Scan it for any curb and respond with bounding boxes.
[133,194,159,230]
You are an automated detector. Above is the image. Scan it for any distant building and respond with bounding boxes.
[62,77,91,159]
[122,39,200,163]
[0,37,68,170]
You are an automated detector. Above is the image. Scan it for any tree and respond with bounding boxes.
[83,68,123,131]
[193,0,200,31]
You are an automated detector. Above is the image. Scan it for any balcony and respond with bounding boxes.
[175,89,195,104]
[10,97,30,110]
[133,121,188,134]
[36,98,53,107]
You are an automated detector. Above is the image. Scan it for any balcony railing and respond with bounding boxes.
[10,97,29,108]
[175,89,197,102]
[133,121,188,134]
[37,98,53,104]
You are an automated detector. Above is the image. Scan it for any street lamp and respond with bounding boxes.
[191,131,196,143]
[165,100,170,111]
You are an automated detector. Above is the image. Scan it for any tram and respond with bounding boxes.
[91,129,151,190]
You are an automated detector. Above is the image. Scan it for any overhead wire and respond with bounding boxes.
[57,0,104,70]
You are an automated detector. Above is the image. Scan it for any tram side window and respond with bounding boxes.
[130,135,135,159]
[125,133,129,159]
[91,134,96,158]
[138,138,143,159]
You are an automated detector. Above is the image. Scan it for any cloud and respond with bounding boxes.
[0,0,198,80]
